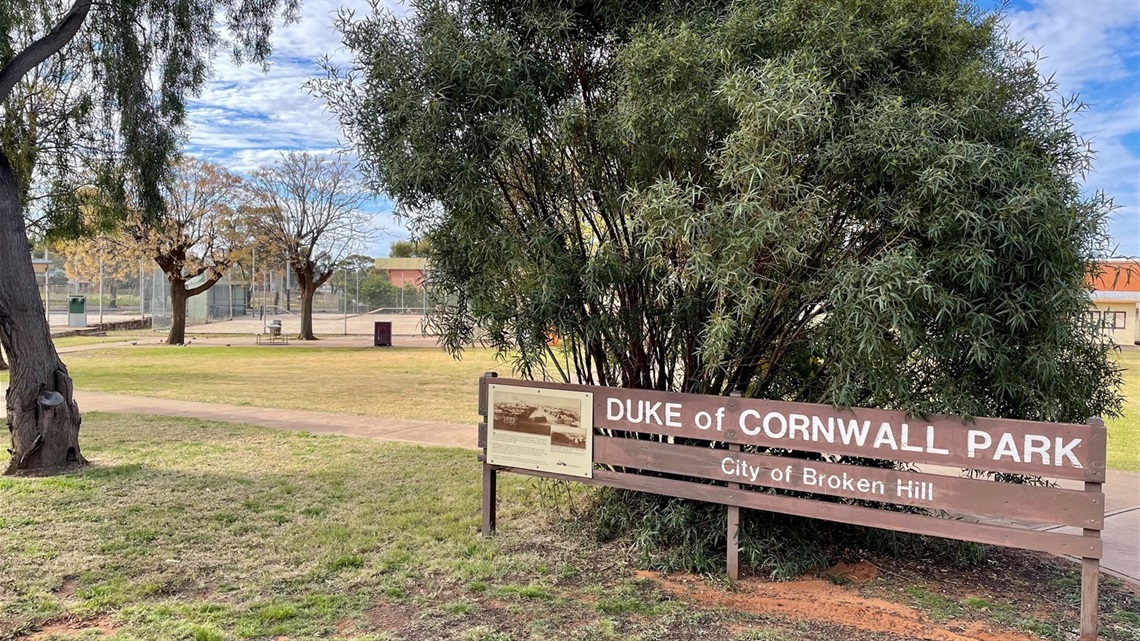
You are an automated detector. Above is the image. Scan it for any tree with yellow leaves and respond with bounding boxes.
[124,158,248,345]
[54,234,144,309]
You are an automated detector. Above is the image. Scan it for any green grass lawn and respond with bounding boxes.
[1107,350,1140,472]
[52,346,502,424]
[0,414,686,641]
[3,415,1136,641]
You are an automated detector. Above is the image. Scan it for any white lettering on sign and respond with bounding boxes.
[1055,438,1082,468]
[608,399,688,430]
[718,458,942,501]
[873,422,898,450]
[926,426,950,455]
[721,457,765,483]
[838,418,871,447]
[965,430,1083,469]
[802,466,887,495]
[764,412,788,439]
[896,479,934,501]
[967,430,992,458]
[609,394,1089,472]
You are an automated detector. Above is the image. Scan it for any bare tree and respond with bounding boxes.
[124,158,246,344]
[250,152,372,340]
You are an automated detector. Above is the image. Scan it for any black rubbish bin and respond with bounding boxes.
[374,321,392,347]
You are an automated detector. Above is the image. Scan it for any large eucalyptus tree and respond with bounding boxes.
[1,0,298,474]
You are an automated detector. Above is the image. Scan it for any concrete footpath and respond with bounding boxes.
[6,388,1138,588]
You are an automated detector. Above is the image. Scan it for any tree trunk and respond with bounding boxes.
[0,333,8,371]
[108,279,118,309]
[299,279,317,340]
[0,152,85,475]
[167,279,189,345]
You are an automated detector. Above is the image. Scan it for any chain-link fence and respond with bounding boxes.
[39,256,434,330]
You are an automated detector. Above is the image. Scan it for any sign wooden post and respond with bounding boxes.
[477,376,1109,638]
[726,391,743,581]
[1081,417,1107,641]
[478,372,498,537]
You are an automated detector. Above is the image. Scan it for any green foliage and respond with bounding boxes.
[317,0,1125,577]
[319,0,1122,424]
[389,239,429,258]
[358,274,423,311]
[587,487,988,578]
[0,0,299,237]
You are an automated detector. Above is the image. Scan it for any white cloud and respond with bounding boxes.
[1003,0,1140,256]
[1004,1,1138,90]
[186,1,405,252]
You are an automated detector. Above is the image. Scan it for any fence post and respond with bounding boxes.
[479,371,499,537]
[1080,417,1108,641]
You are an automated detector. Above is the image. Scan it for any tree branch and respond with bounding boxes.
[0,0,93,105]
[185,272,224,297]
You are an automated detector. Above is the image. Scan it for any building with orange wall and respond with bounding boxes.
[374,257,430,289]
[1090,260,1140,345]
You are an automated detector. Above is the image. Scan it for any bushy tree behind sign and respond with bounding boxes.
[318,0,1121,424]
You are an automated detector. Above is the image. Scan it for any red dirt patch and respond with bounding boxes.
[637,571,1041,641]
[365,601,410,632]
[25,616,115,640]
[51,576,79,600]
[823,561,879,584]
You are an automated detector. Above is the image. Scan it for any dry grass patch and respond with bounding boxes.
[53,346,502,424]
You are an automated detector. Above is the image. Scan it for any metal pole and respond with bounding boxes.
[139,258,145,320]
[343,268,348,335]
[252,248,257,310]
[98,254,104,325]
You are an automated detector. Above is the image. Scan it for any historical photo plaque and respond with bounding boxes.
[487,384,594,478]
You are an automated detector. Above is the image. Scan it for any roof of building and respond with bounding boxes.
[375,257,429,270]
[1091,291,1140,302]
[1091,261,1140,292]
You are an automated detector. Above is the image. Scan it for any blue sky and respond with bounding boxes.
[185,0,1140,258]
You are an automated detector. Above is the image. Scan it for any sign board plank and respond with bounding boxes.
[489,379,1102,482]
[490,464,1102,560]
[478,375,1108,640]
[595,436,1104,529]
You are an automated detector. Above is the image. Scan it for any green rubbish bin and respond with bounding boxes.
[68,296,87,328]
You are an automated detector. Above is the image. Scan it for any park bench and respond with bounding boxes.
[256,319,288,345]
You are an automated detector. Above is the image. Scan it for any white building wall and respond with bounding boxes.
[1093,301,1140,345]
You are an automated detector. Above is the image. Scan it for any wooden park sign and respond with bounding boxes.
[477,374,1109,640]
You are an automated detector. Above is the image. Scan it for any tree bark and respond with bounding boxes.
[167,280,188,345]
[0,0,92,104]
[164,272,223,345]
[299,280,317,340]
[1,152,85,475]
[108,279,118,309]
